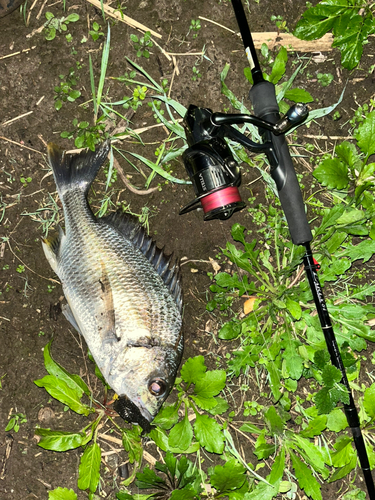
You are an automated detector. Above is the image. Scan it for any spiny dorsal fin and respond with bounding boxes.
[100,211,182,311]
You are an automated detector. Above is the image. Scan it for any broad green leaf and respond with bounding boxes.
[243,482,277,500]
[268,447,285,484]
[284,88,313,103]
[322,365,342,388]
[122,426,143,464]
[328,453,356,482]
[313,158,349,190]
[181,356,206,386]
[264,406,284,435]
[218,322,241,340]
[326,409,348,432]
[254,432,277,460]
[338,318,375,341]
[48,487,77,500]
[336,209,366,226]
[210,459,246,493]
[34,375,91,416]
[78,442,101,492]
[149,427,200,454]
[193,413,224,454]
[66,13,79,22]
[239,423,262,434]
[335,141,360,168]
[194,370,226,399]
[35,428,83,451]
[153,403,179,430]
[266,362,281,401]
[294,435,327,472]
[300,415,327,438]
[315,204,346,236]
[294,12,336,41]
[269,47,287,84]
[290,451,322,500]
[315,387,339,414]
[355,110,375,156]
[334,14,375,69]
[170,489,199,499]
[164,451,177,478]
[331,435,355,467]
[168,411,193,451]
[207,396,229,416]
[135,466,166,489]
[364,383,375,419]
[285,297,302,320]
[43,340,90,396]
[325,232,347,254]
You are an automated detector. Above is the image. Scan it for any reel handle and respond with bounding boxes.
[249,81,312,245]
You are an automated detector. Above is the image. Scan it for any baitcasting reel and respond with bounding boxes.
[179,102,309,221]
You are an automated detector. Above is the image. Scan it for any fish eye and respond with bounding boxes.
[148,378,167,397]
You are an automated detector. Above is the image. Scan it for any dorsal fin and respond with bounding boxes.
[100,211,182,311]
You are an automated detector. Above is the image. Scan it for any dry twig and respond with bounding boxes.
[86,0,161,39]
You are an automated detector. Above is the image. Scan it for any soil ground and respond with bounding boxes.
[1,0,375,499]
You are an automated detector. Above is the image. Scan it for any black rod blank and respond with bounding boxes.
[231,0,263,85]
[303,244,375,497]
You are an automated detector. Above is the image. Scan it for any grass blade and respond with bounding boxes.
[126,151,190,184]
[89,54,97,117]
[96,24,111,115]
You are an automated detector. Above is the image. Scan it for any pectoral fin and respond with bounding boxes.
[98,265,120,346]
[62,303,82,335]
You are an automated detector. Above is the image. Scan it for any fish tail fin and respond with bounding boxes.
[47,140,111,197]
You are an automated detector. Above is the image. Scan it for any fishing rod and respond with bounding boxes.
[179,0,375,496]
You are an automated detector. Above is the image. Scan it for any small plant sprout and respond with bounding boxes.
[130,31,153,58]
[192,64,202,81]
[5,413,27,432]
[54,68,81,110]
[0,374,6,390]
[20,176,32,185]
[43,12,80,41]
[89,21,104,41]
[188,19,201,38]
[270,14,288,32]
[317,72,334,87]
[16,265,25,274]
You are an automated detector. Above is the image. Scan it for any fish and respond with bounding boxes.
[42,140,183,432]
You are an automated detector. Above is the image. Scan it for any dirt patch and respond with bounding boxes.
[1,0,374,499]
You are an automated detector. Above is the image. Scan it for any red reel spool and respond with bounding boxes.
[200,186,244,221]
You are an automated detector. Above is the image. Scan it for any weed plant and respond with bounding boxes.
[294,0,375,70]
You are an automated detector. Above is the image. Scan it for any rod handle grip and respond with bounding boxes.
[249,81,312,245]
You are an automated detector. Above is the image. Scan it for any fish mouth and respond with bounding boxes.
[114,396,153,433]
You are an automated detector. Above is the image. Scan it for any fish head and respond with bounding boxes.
[110,344,181,431]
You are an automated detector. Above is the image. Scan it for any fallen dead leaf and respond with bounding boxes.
[244,296,257,315]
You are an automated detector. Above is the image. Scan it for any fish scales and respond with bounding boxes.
[42,141,183,431]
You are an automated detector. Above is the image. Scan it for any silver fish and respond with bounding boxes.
[42,140,183,431]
